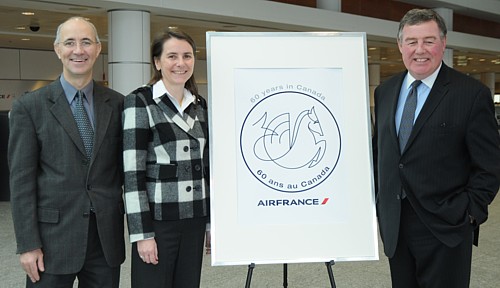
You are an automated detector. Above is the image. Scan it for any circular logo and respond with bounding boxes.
[240,91,341,193]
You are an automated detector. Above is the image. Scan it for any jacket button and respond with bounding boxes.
[186,186,192,192]
[194,164,201,171]
[183,146,189,152]
[398,164,404,169]
[86,185,92,190]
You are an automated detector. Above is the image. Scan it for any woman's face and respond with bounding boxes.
[154,37,195,88]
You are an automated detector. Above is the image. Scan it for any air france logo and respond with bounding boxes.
[240,91,341,193]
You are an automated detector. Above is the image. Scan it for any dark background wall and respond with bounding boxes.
[270,0,500,39]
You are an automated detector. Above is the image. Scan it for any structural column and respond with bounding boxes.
[481,72,496,98]
[108,10,151,95]
[434,8,453,68]
[368,63,380,108]
[368,63,380,133]
[316,0,341,11]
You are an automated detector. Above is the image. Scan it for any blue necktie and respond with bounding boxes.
[74,91,94,160]
[398,80,422,153]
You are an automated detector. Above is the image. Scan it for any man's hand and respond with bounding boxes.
[469,214,477,225]
[20,249,45,283]
[205,230,211,255]
[137,238,159,265]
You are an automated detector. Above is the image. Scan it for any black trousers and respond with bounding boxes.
[131,217,207,288]
[26,213,120,288]
[389,198,473,288]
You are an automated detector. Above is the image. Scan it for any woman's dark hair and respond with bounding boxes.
[148,29,199,96]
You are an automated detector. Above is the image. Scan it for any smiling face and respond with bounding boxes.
[154,37,195,89]
[398,20,446,80]
[54,18,101,86]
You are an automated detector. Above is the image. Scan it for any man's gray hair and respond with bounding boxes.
[397,9,447,42]
[54,16,101,45]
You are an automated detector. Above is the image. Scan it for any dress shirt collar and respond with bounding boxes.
[60,74,94,104]
[152,80,195,115]
[404,62,442,90]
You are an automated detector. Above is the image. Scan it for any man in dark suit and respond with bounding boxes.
[373,9,500,287]
[8,17,125,287]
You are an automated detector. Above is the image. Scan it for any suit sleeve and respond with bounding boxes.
[123,93,155,242]
[465,85,500,225]
[8,98,43,254]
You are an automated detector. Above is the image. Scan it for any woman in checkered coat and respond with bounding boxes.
[123,29,210,288]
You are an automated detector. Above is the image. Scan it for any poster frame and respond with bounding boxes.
[206,32,378,266]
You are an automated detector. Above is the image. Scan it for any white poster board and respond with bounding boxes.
[207,32,377,266]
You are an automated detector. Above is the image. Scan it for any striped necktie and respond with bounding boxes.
[398,80,422,153]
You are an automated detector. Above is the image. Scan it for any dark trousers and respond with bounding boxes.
[26,213,120,288]
[131,217,207,288]
[389,198,473,288]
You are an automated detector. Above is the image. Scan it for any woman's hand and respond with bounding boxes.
[137,238,159,265]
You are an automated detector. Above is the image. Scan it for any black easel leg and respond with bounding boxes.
[325,260,337,288]
[245,263,256,288]
[283,263,288,287]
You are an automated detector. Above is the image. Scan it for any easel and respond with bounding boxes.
[244,260,337,288]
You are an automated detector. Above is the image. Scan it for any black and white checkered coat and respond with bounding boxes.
[123,85,209,242]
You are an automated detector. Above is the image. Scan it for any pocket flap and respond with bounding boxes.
[37,207,60,223]
[146,164,178,179]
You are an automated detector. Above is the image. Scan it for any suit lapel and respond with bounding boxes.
[48,81,88,157]
[406,64,449,149]
[389,73,406,150]
[92,83,112,163]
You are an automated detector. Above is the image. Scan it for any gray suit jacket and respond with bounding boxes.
[8,79,125,274]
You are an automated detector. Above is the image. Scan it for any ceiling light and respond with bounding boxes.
[22,12,35,16]
[15,26,26,30]
[494,94,499,103]
[21,38,30,41]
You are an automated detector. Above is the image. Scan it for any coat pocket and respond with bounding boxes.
[37,207,60,224]
[146,164,178,180]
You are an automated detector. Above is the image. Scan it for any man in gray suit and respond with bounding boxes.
[8,17,125,287]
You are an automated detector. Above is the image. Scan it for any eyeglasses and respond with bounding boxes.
[60,39,97,48]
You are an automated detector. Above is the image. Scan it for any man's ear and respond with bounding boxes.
[54,44,61,59]
[96,42,102,57]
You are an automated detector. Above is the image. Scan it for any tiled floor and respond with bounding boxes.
[1,197,499,287]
